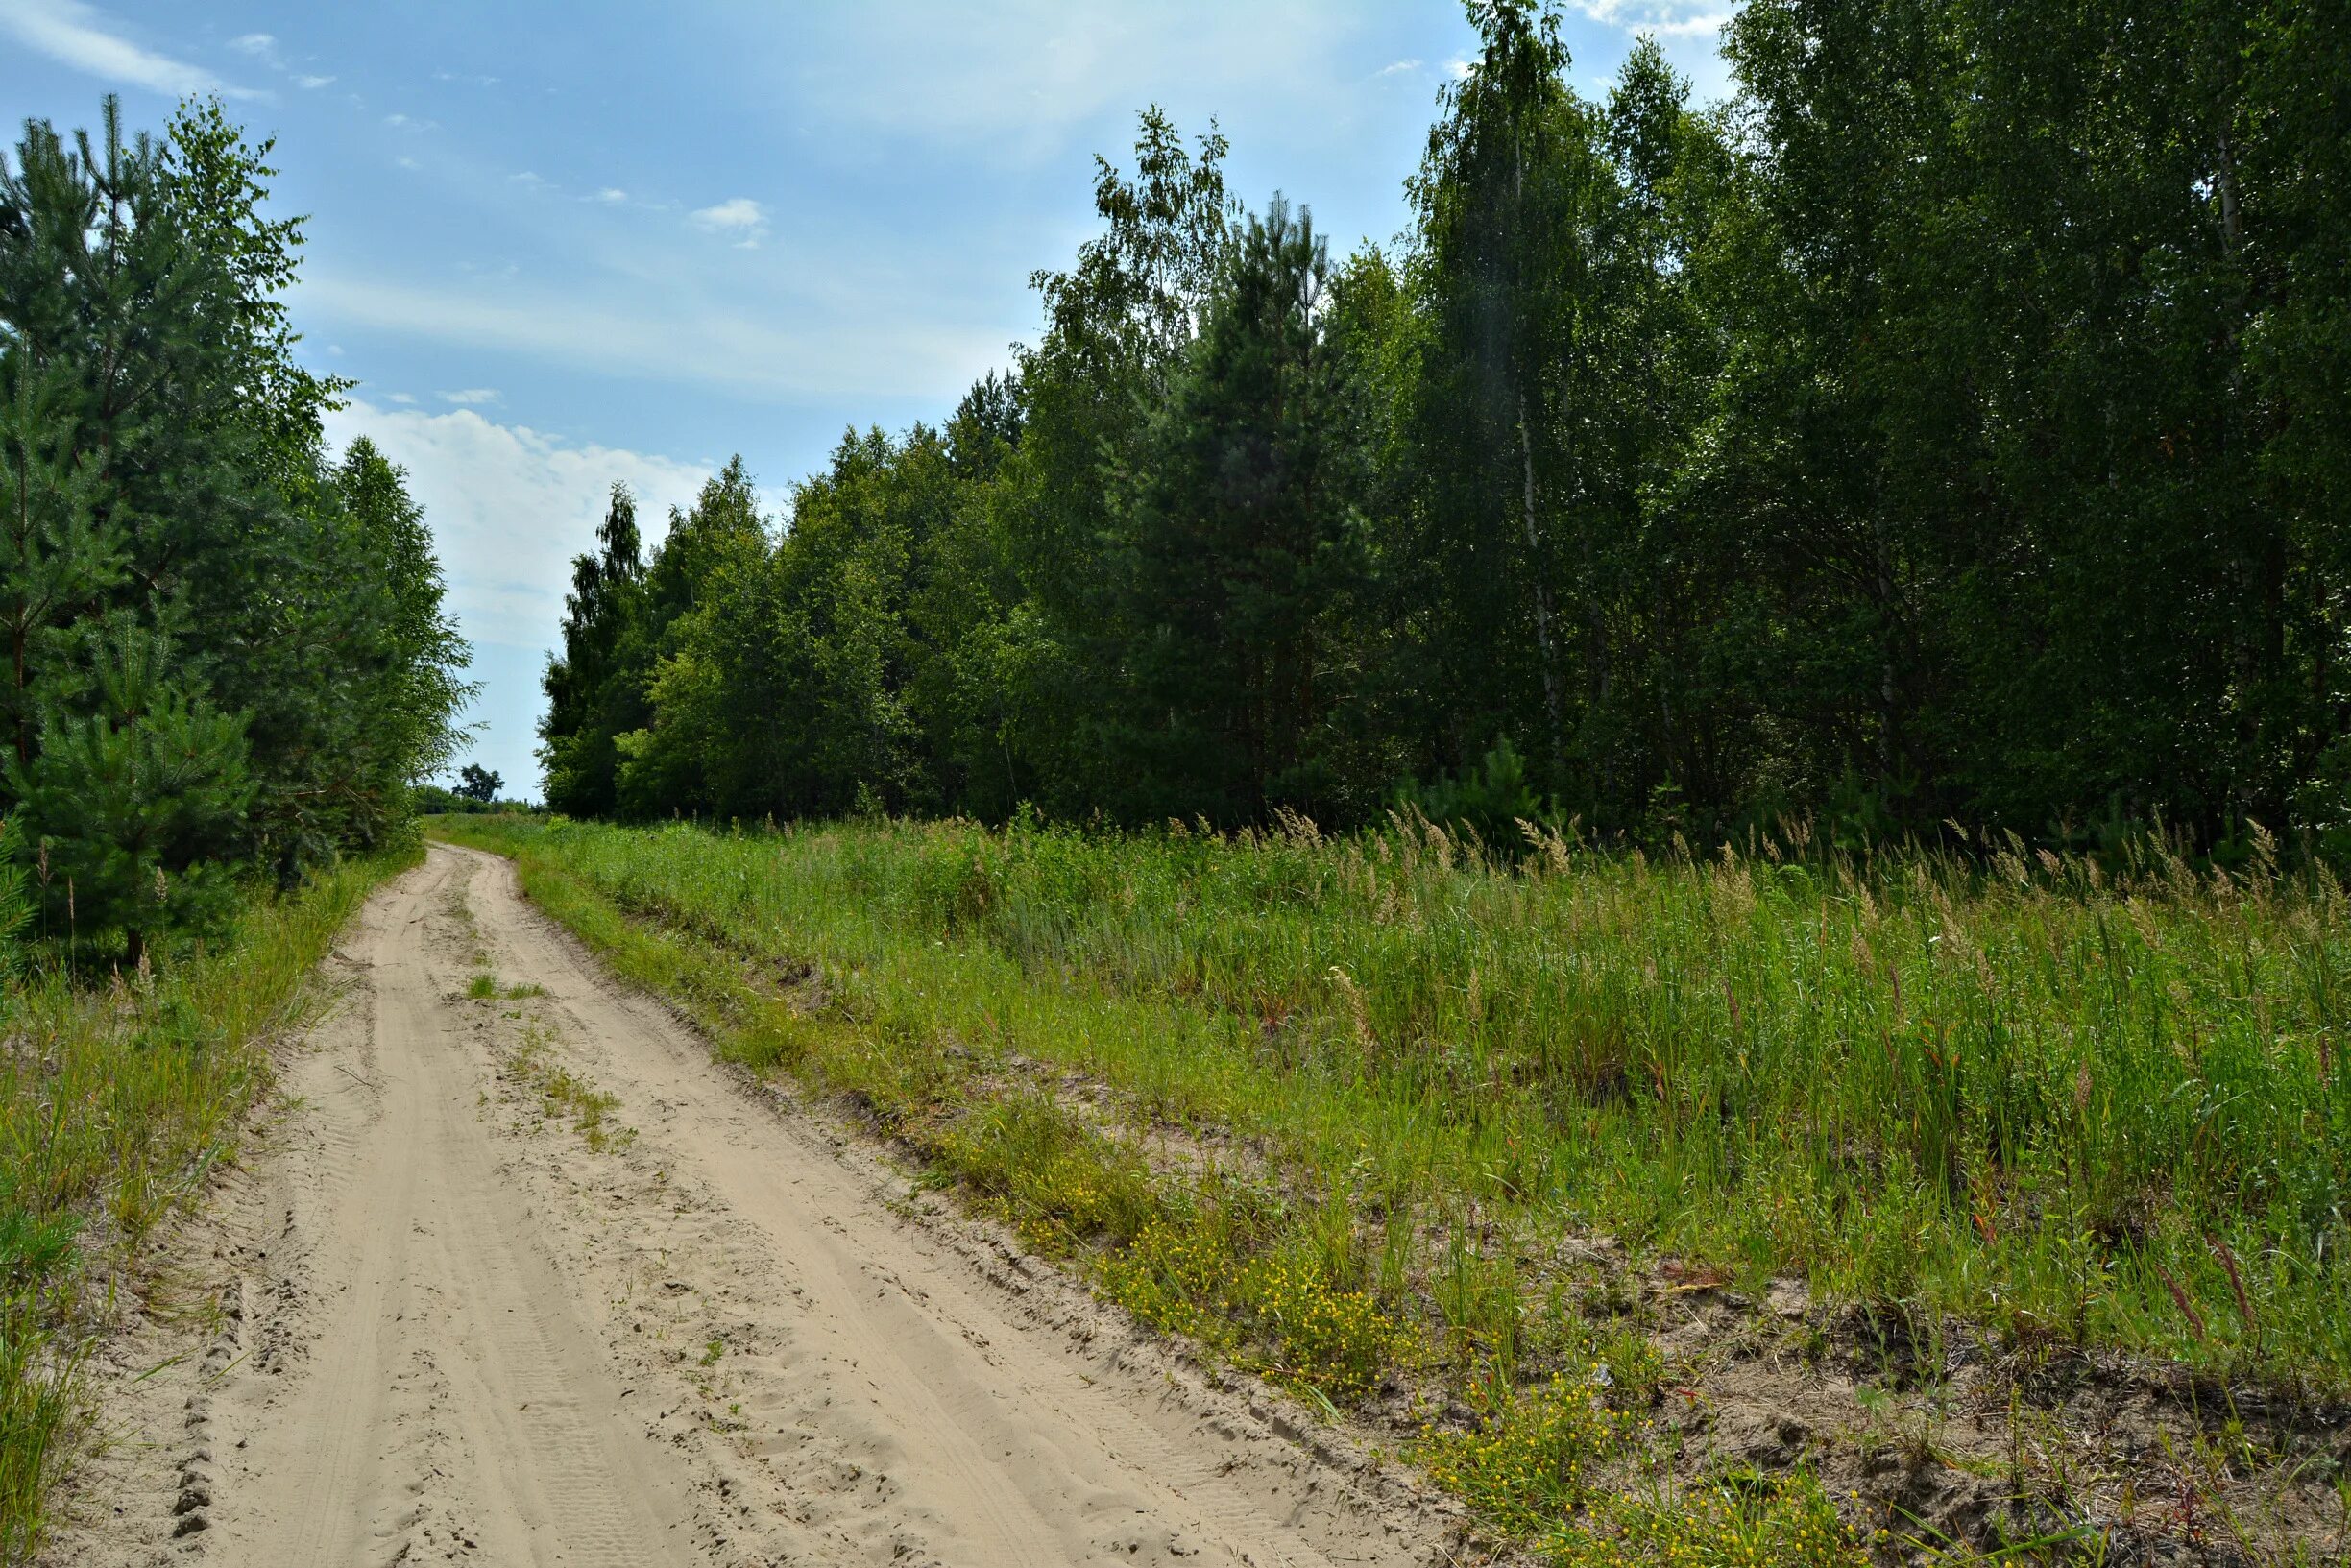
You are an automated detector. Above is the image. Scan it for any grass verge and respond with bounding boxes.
[0,846,414,1560]
[430,813,2351,1561]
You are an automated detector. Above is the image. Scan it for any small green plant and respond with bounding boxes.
[468,972,546,1001]
[1098,1219,1406,1401]
[1418,1370,1625,1533]
[1235,1249,1405,1402]
[1552,1469,1875,1567]
[506,1027,632,1151]
[1097,1219,1236,1349]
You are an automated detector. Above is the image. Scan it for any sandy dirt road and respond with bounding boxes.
[50,845,1447,1567]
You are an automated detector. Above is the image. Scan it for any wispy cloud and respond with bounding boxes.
[1571,1,1738,39]
[227,32,277,61]
[437,388,501,406]
[1376,58,1422,78]
[0,0,260,99]
[299,273,1005,403]
[691,197,768,249]
[294,72,334,89]
[771,3,1360,158]
[594,187,628,205]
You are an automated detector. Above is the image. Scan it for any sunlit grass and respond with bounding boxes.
[431,812,2351,1556]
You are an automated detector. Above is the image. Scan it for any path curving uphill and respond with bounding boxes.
[49,844,1447,1567]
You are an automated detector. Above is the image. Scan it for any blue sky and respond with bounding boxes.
[0,1,1739,799]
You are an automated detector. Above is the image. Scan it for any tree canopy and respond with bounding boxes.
[0,96,472,957]
[542,0,2351,861]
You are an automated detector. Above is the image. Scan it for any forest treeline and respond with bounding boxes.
[1,99,471,959]
[543,1,2351,856]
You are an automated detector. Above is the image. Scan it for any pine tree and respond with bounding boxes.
[541,483,649,817]
[8,619,249,962]
[1110,197,1368,823]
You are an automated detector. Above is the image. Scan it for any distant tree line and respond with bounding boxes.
[415,765,518,815]
[543,1,2351,858]
[0,98,472,958]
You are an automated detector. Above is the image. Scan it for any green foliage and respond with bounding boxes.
[1104,197,1372,824]
[1099,1219,1406,1401]
[1393,737,1551,849]
[8,622,251,959]
[0,96,469,954]
[533,2,2351,858]
[540,482,649,818]
[1419,1370,1625,1531]
[1550,1472,1873,1567]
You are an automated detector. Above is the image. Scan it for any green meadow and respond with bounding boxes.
[436,811,2351,1561]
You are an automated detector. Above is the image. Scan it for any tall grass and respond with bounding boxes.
[440,813,2351,1395]
[0,849,408,1560]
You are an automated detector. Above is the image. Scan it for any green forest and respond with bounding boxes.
[0,99,468,962]
[0,93,467,1548]
[542,1,2351,860]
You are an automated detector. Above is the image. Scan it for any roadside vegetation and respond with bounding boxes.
[514,7,2351,1548]
[438,811,2351,1561]
[0,850,413,1557]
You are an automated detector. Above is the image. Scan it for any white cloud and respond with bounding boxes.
[294,73,334,89]
[1376,59,1422,78]
[318,399,712,791]
[297,273,1006,403]
[387,392,418,405]
[227,31,276,60]
[319,398,706,650]
[770,4,1361,157]
[691,198,768,249]
[595,187,628,204]
[0,0,261,99]
[437,388,500,406]
[1571,1,1738,39]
